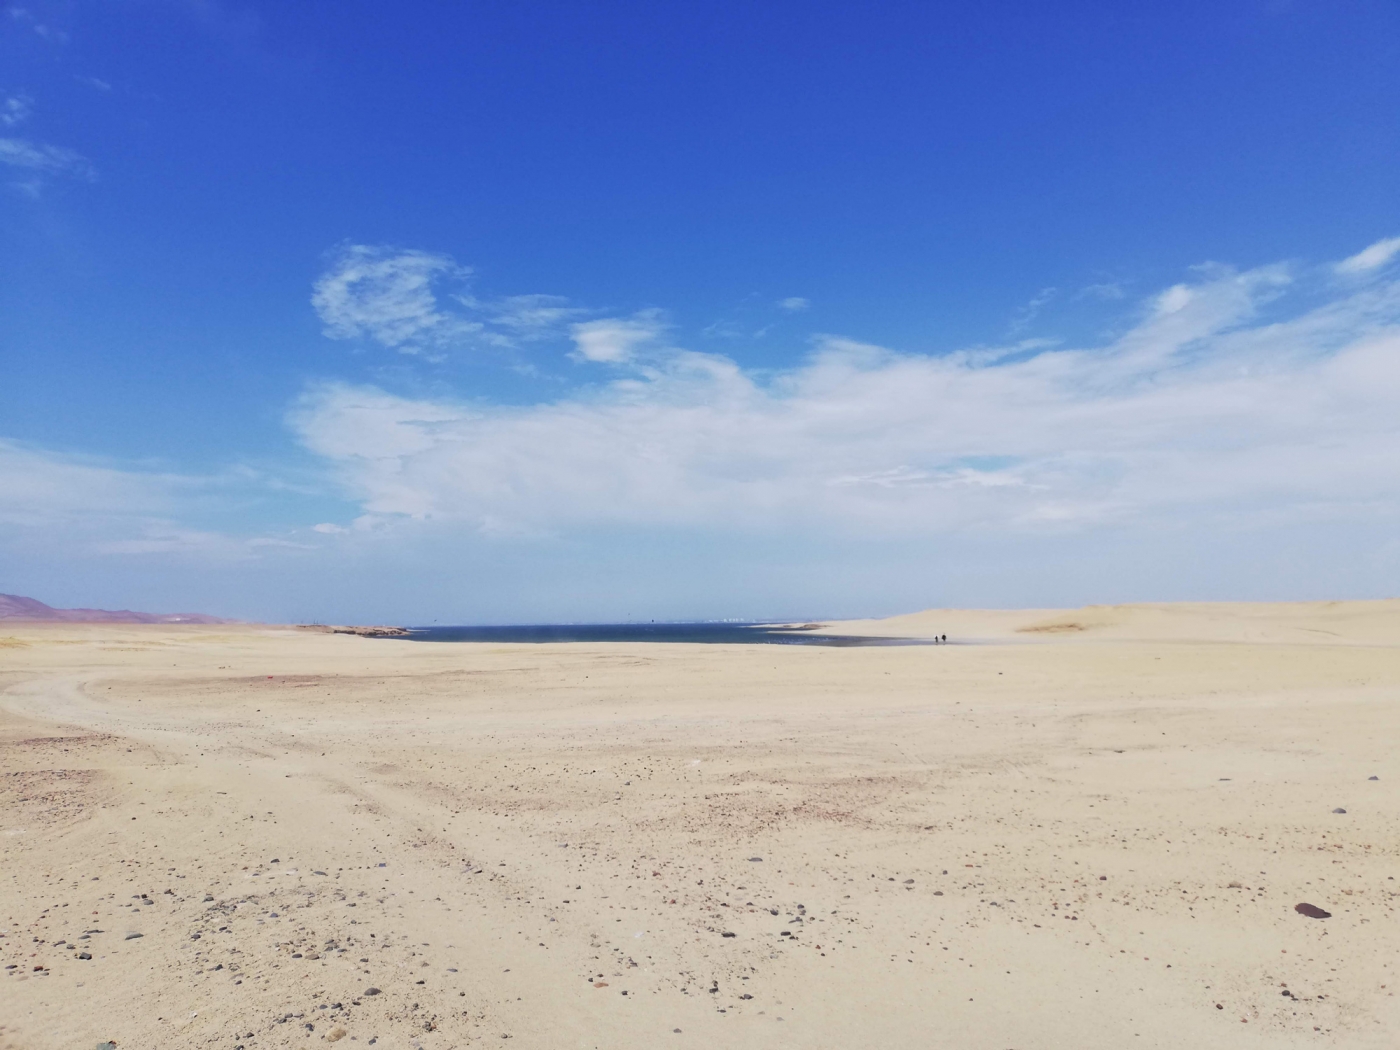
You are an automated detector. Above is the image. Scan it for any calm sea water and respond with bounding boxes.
[400,623,937,647]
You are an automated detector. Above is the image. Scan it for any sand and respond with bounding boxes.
[1,600,1397,1049]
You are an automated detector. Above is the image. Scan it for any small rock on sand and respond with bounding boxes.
[364,987,381,995]
[1332,807,1347,814]
[1295,903,1331,919]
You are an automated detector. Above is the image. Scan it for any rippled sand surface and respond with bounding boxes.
[2,600,1398,1049]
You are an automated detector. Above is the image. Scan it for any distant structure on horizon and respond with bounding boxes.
[0,593,229,624]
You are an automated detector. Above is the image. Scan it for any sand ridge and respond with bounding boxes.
[1,602,1398,1049]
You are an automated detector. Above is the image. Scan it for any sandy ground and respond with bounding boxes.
[1,600,1397,1050]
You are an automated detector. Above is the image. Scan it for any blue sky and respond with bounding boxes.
[2,0,1399,623]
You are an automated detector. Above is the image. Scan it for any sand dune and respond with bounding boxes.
[837,598,1400,645]
[1,601,1397,1049]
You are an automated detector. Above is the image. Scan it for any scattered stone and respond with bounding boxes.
[1369,776,1379,781]
[903,879,914,884]
[748,857,762,862]
[97,1043,117,1050]
[78,952,92,960]
[364,987,381,996]
[721,931,736,938]
[593,981,609,988]
[124,932,143,940]
[1332,808,1347,814]
[739,993,753,1000]
[327,1031,346,1043]
[1295,903,1331,919]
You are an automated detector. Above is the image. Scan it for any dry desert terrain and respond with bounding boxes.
[2,601,1398,1049]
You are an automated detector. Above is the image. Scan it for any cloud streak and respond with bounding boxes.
[0,136,95,179]
[0,440,305,559]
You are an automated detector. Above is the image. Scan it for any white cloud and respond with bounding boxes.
[0,440,310,560]
[569,311,666,363]
[7,6,67,42]
[1336,236,1400,276]
[1,92,33,127]
[1076,281,1127,301]
[0,136,95,179]
[490,294,588,339]
[311,244,480,352]
[290,255,1400,545]
[311,244,587,354]
[1009,286,1056,331]
[777,296,810,312]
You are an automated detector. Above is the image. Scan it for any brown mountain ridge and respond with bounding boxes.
[0,593,229,624]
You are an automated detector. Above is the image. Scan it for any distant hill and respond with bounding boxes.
[0,593,230,624]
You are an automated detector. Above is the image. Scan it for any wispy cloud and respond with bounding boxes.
[1076,281,1127,301]
[490,294,589,339]
[0,91,94,193]
[311,244,586,355]
[1336,235,1400,276]
[777,296,810,312]
[291,246,1400,546]
[1009,286,1057,332]
[311,244,482,352]
[569,311,666,363]
[0,440,296,559]
[1,92,33,127]
[7,6,68,42]
[0,136,96,189]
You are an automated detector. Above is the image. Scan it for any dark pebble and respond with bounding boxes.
[1332,807,1346,814]
[721,931,736,938]
[748,857,762,862]
[78,952,92,960]
[1295,903,1331,919]
[364,987,381,995]
[124,933,143,940]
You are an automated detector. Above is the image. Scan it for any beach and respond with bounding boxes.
[2,600,1398,1049]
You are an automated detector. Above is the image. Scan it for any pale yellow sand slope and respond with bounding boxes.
[1,601,1397,1050]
